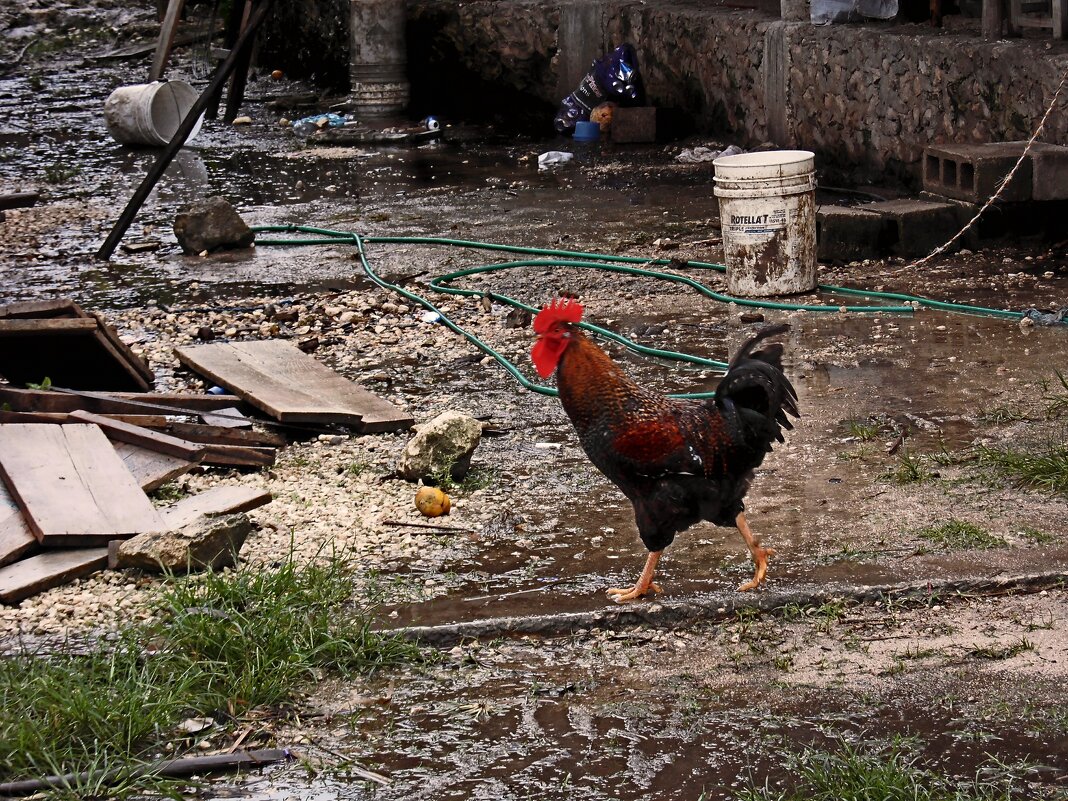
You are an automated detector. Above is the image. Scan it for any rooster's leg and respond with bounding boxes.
[735,512,775,592]
[607,550,663,603]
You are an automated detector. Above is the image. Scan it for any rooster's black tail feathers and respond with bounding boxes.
[715,324,800,442]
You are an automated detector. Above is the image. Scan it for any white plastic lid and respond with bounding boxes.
[713,149,815,180]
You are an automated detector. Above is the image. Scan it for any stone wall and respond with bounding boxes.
[270,0,1068,184]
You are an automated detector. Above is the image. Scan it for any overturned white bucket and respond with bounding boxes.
[713,150,817,297]
[104,80,204,147]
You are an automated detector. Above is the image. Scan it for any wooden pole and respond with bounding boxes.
[149,0,187,81]
[982,0,1004,39]
[96,0,274,262]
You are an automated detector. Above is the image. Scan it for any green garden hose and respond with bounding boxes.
[252,224,1036,399]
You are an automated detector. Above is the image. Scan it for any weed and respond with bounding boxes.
[976,441,1068,496]
[1042,370,1068,419]
[0,559,428,793]
[968,637,1035,660]
[737,738,1025,801]
[44,164,81,184]
[978,403,1028,424]
[150,481,189,503]
[430,459,497,495]
[884,449,931,485]
[837,444,874,461]
[914,520,1006,550]
[347,459,372,477]
[844,418,882,441]
[1019,526,1055,545]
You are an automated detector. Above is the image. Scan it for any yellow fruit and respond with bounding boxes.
[415,486,451,517]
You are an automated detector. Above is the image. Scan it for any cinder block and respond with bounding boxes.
[1030,143,1068,200]
[610,106,657,143]
[862,198,962,258]
[923,142,1034,203]
[816,206,891,262]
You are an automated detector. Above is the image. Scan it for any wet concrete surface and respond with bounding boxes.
[5,28,1068,799]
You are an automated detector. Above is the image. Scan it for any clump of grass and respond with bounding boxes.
[915,520,1006,550]
[0,559,427,793]
[430,458,497,494]
[1019,526,1056,545]
[978,403,1028,424]
[1041,370,1068,420]
[968,637,1035,660]
[976,441,1068,496]
[844,418,882,441]
[884,449,931,485]
[738,738,1022,801]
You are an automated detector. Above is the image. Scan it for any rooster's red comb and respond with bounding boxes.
[533,297,584,334]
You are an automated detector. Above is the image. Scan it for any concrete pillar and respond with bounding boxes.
[350,0,410,118]
[556,3,606,100]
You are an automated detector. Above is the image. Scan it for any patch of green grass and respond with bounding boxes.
[0,558,428,794]
[346,458,372,477]
[43,164,81,184]
[1019,526,1056,545]
[884,449,931,485]
[976,441,1068,496]
[968,637,1035,661]
[1041,370,1068,420]
[430,459,498,495]
[737,738,1021,801]
[914,520,1006,551]
[150,482,189,503]
[978,403,1028,424]
[844,418,882,441]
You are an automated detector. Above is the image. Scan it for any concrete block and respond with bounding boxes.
[816,206,890,262]
[862,198,962,258]
[923,142,1034,203]
[1030,143,1068,200]
[611,106,657,143]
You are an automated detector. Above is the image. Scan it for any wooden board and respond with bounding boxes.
[113,441,197,493]
[68,410,205,461]
[0,386,243,415]
[0,480,37,568]
[0,319,99,335]
[157,421,285,447]
[200,444,276,467]
[175,340,414,431]
[0,548,109,604]
[0,410,169,427]
[0,424,165,546]
[161,485,273,529]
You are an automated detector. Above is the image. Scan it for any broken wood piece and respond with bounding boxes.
[0,548,109,604]
[200,444,276,467]
[155,420,285,447]
[175,339,414,431]
[0,748,292,795]
[0,410,169,427]
[0,191,40,211]
[0,301,152,391]
[68,410,205,461]
[0,424,165,546]
[113,441,197,492]
[200,405,251,428]
[159,485,272,529]
[0,480,37,568]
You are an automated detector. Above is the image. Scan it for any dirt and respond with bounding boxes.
[3,3,1068,797]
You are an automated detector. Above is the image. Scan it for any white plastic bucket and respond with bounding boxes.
[713,150,817,297]
[104,81,204,147]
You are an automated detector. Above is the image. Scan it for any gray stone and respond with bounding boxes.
[397,411,483,482]
[173,197,254,255]
[110,513,253,574]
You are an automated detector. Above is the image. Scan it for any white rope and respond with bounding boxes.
[904,60,1068,270]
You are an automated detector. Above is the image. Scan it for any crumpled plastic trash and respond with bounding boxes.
[1022,307,1068,326]
[675,144,744,163]
[290,112,349,135]
[538,151,574,170]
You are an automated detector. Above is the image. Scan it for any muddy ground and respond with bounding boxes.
[3,2,1068,797]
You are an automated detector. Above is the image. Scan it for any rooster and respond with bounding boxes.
[531,298,798,602]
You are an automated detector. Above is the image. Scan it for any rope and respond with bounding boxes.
[906,60,1068,269]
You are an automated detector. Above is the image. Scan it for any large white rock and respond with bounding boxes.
[397,411,482,482]
[110,513,253,574]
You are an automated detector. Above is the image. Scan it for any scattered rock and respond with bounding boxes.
[109,513,253,574]
[398,411,483,482]
[173,196,255,255]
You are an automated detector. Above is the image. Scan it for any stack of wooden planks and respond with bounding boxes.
[0,420,273,604]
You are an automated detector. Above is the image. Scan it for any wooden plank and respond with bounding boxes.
[161,485,272,529]
[0,387,243,414]
[0,548,109,604]
[0,298,79,318]
[175,340,414,431]
[200,444,276,467]
[0,319,99,335]
[0,191,40,211]
[0,411,169,427]
[0,480,37,568]
[67,410,206,461]
[87,312,156,385]
[113,441,196,492]
[158,421,285,447]
[149,0,187,80]
[200,406,251,428]
[0,424,164,546]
